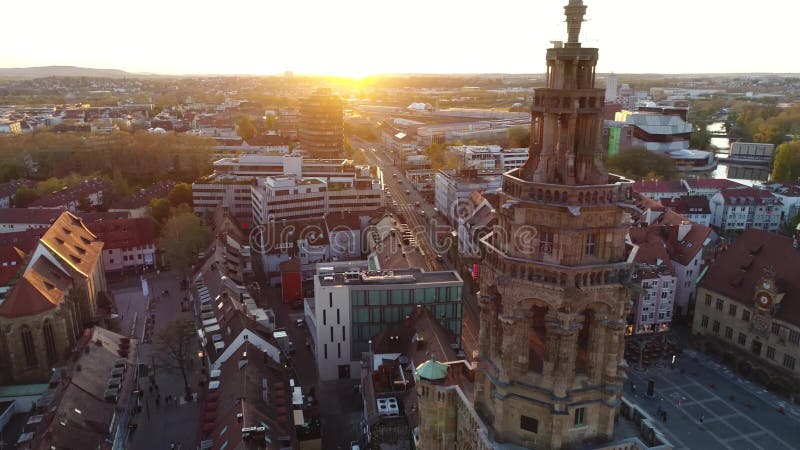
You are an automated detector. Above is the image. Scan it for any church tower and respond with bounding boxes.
[474,1,636,448]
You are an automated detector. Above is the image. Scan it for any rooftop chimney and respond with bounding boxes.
[678,220,692,241]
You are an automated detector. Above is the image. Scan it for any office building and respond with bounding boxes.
[299,89,343,158]
[312,260,463,381]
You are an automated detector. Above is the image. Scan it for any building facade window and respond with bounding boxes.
[772,323,781,335]
[789,330,800,345]
[725,327,733,340]
[738,333,747,346]
[712,321,720,333]
[520,415,538,433]
[783,355,796,371]
[715,299,724,311]
[43,320,57,365]
[705,294,712,306]
[742,310,750,322]
[585,234,596,255]
[701,315,709,328]
[766,346,775,360]
[573,407,585,426]
[728,304,737,316]
[21,325,37,367]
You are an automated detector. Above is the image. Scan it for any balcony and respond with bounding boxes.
[502,169,634,206]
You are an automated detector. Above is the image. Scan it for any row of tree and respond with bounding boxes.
[0,130,214,185]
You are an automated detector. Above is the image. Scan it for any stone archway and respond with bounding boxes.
[528,303,549,374]
[576,302,612,377]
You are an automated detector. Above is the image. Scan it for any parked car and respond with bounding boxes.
[415,201,420,207]
[287,341,296,355]
[295,318,305,328]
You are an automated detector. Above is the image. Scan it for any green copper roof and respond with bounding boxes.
[415,358,448,381]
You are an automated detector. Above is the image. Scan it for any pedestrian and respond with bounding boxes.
[170,442,175,449]
[663,411,668,423]
[631,383,637,394]
[699,413,704,423]
[155,395,160,406]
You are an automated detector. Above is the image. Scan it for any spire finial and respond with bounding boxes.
[565,0,588,45]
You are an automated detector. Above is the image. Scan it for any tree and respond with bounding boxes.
[508,126,531,148]
[149,198,171,224]
[12,185,39,207]
[112,169,133,198]
[606,147,678,180]
[167,182,193,208]
[158,204,212,270]
[36,177,67,196]
[77,195,92,212]
[236,116,257,141]
[264,113,277,130]
[425,143,449,170]
[154,319,196,400]
[771,141,800,182]
[690,124,711,150]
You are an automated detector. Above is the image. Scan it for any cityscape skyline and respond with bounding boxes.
[3,0,797,77]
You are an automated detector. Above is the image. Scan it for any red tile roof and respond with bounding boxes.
[86,217,158,251]
[661,195,711,215]
[633,180,686,194]
[718,187,779,205]
[0,229,47,253]
[627,227,675,274]
[700,230,800,327]
[40,211,104,277]
[0,208,62,225]
[0,257,71,318]
[684,178,745,190]
[0,246,25,286]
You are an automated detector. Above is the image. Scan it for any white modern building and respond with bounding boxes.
[446,145,528,171]
[312,260,463,381]
[251,172,384,224]
[435,169,502,225]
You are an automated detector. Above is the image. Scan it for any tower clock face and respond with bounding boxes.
[762,281,772,290]
[758,292,772,308]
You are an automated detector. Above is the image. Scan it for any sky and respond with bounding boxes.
[4,0,797,76]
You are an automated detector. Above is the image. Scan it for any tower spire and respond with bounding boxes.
[565,0,588,46]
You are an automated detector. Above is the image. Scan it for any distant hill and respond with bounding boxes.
[0,66,137,78]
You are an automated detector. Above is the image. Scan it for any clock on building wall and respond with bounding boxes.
[757,292,772,310]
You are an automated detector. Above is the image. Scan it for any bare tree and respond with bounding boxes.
[154,319,195,400]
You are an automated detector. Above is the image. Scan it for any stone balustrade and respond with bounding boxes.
[502,169,634,206]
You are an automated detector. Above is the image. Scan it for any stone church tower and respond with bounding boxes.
[474,1,636,448]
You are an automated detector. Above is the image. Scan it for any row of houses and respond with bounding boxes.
[634,179,800,234]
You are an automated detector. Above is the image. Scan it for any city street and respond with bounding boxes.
[114,270,203,450]
[625,349,800,450]
[357,138,479,361]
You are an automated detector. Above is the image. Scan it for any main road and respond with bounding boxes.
[353,137,479,361]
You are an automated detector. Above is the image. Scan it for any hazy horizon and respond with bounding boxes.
[3,0,796,76]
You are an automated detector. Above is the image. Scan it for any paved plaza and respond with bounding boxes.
[625,349,800,450]
[114,270,203,450]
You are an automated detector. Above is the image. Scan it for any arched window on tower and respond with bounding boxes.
[21,325,37,367]
[43,320,57,365]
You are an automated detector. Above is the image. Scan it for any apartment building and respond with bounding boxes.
[710,186,782,234]
[626,226,678,334]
